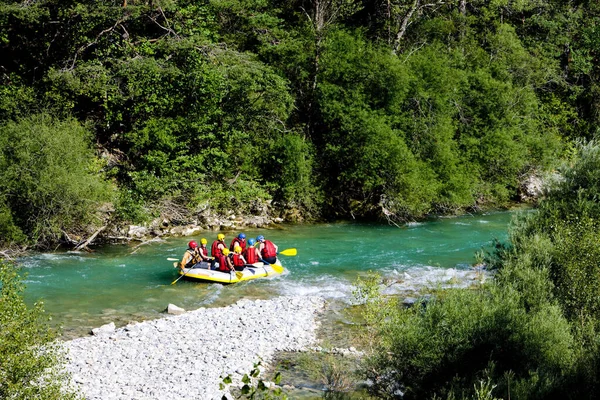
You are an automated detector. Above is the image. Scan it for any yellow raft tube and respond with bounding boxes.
[176,260,284,284]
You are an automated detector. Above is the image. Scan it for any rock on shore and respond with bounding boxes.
[64,296,325,400]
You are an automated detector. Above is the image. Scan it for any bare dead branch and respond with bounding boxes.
[68,16,129,70]
[74,226,106,251]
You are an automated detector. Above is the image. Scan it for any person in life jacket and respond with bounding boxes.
[198,238,211,262]
[243,238,260,265]
[232,245,247,271]
[210,233,226,270]
[229,233,247,252]
[217,248,234,273]
[257,235,278,264]
[179,241,201,271]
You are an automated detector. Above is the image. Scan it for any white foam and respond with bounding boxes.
[278,276,354,303]
[199,285,223,305]
[381,265,490,295]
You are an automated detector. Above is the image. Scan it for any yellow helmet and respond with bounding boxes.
[234,245,242,254]
[217,233,225,241]
[222,248,230,256]
[200,238,207,245]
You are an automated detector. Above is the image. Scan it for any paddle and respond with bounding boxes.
[171,262,191,285]
[167,257,178,261]
[259,258,284,274]
[279,248,297,256]
[234,269,243,280]
[256,248,296,274]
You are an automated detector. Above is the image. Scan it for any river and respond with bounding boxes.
[19,210,523,339]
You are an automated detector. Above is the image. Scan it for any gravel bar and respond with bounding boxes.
[64,296,325,400]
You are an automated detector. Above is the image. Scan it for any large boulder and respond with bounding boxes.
[91,322,115,336]
[166,304,185,315]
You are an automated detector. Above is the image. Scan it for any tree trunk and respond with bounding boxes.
[393,0,419,53]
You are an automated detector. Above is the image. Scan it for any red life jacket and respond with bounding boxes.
[216,255,229,272]
[199,246,208,258]
[244,246,258,264]
[229,237,246,252]
[211,240,224,257]
[261,240,277,258]
[233,253,245,267]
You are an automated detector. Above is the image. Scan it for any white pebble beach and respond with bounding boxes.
[64,296,326,400]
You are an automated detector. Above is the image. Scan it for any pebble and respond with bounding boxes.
[63,296,325,400]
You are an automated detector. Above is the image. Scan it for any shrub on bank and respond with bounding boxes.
[359,142,600,399]
[360,278,576,399]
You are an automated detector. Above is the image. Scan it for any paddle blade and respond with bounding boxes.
[173,262,178,268]
[271,263,284,274]
[235,271,243,280]
[167,258,179,261]
[279,248,297,256]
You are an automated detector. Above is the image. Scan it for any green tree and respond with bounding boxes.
[0,114,112,247]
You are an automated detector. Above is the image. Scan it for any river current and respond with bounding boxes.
[19,210,523,338]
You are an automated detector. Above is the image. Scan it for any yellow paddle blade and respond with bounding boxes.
[279,248,297,256]
[271,263,284,274]
[235,271,244,280]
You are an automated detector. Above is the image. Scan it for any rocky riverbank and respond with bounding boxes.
[63,296,326,400]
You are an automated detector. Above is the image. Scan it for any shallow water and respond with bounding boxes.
[18,210,523,338]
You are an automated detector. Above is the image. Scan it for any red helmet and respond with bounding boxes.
[188,241,198,249]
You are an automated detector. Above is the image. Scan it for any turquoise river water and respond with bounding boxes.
[19,210,523,339]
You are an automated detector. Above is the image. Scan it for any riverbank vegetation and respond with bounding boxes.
[357,141,600,399]
[2,0,598,248]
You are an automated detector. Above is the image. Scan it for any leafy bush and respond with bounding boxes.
[360,276,576,400]
[0,114,112,247]
[0,261,80,399]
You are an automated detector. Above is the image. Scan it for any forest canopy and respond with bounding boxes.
[1,0,598,247]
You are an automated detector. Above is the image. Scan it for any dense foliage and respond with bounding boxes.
[0,114,112,248]
[358,141,600,399]
[0,261,80,399]
[1,0,599,246]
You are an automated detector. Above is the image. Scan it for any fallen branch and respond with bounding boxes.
[74,226,106,251]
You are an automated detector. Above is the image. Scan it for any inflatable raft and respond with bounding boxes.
[175,260,284,284]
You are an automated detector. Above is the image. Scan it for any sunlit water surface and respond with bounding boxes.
[19,210,524,338]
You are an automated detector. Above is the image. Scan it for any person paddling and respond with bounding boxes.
[243,238,260,265]
[211,233,226,270]
[179,241,201,271]
[218,248,234,272]
[232,245,247,271]
[198,238,211,262]
[229,233,247,252]
[257,235,278,264]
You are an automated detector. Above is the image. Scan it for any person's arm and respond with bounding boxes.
[200,249,209,261]
[179,252,190,270]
